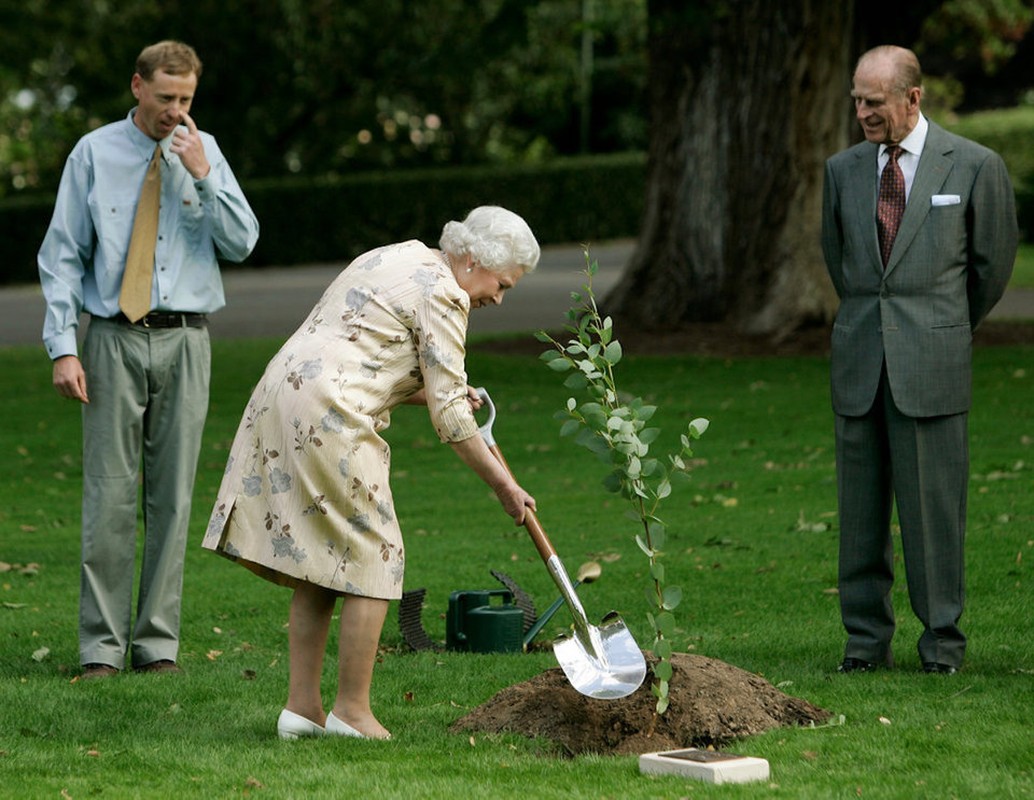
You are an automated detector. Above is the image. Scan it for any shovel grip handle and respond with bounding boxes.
[487,443,557,563]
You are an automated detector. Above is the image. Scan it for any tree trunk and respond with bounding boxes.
[605,0,853,338]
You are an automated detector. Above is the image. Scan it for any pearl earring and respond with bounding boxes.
[466,267,473,273]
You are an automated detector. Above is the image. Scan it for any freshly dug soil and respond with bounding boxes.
[457,319,1030,757]
[450,652,831,756]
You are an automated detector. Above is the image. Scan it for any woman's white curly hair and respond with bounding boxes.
[439,206,540,274]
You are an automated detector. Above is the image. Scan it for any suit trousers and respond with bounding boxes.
[79,317,210,668]
[834,368,968,669]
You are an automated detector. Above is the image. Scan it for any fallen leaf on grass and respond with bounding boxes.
[32,647,50,662]
[206,650,223,661]
[879,716,892,725]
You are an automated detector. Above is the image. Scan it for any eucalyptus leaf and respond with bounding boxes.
[655,612,676,636]
[563,372,587,390]
[603,340,622,364]
[662,585,683,610]
[602,471,623,493]
[639,427,661,444]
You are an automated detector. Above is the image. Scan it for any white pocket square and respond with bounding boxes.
[931,194,961,207]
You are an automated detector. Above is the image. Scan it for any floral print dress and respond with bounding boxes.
[203,241,479,599]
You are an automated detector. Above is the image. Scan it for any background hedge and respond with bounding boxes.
[0,154,646,286]
[2,107,1032,288]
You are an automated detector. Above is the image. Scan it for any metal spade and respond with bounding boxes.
[522,560,601,649]
[476,388,646,700]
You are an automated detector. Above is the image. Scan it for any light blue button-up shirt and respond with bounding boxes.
[38,109,260,358]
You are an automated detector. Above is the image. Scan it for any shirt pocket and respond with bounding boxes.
[89,198,136,262]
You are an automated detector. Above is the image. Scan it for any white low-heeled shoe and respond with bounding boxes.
[325,711,367,739]
[277,708,325,740]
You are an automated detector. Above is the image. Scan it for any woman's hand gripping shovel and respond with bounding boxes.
[476,388,646,700]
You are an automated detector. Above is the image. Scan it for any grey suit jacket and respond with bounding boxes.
[821,121,1018,418]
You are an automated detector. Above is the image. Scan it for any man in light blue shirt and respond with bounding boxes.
[37,40,259,679]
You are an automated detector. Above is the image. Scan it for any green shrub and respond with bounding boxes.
[0,154,646,286]
[943,106,1034,240]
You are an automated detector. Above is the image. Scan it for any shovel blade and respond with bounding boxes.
[553,611,646,699]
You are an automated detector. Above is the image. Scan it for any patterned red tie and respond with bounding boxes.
[877,145,905,267]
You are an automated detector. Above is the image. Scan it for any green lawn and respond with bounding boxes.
[1012,241,1034,288]
[1,334,1032,799]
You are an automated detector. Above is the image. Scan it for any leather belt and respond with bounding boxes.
[102,312,209,329]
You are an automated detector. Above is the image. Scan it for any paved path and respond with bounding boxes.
[0,240,631,347]
[3,239,1031,347]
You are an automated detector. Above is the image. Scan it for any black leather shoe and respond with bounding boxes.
[922,662,958,675]
[837,657,879,673]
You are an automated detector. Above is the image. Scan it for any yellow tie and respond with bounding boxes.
[119,144,162,322]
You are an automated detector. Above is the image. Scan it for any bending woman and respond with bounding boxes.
[203,206,539,740]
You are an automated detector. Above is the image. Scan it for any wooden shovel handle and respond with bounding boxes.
[487,442,557,564]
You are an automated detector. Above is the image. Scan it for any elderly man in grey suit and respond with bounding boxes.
[821,45,1017,675]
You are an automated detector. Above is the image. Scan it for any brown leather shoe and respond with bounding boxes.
[134,659,183,675]
[81,663,119,680]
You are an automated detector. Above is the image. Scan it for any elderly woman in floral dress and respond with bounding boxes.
[203,206,539,740]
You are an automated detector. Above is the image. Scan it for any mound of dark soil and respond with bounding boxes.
[450,653,831,756]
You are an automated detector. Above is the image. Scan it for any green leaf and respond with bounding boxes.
[636,535,655,558]
[563,372,587,390]
[559,419,580,438]
[650,561,665,582]
[655,638,673,660]
[602,471,623,494]
[689,417,710,438]
[662,585,683,611]
[656,479,672,499]
[641,458,661,477]
[539,350,562,362]
[546,358,572,372]
[654,659,673,681]
[603,340,623,364]
[655,693,670,715]
[534,330,552,343]
[647,521,666,551]
[655,611,676,637]
[639,427,661,445]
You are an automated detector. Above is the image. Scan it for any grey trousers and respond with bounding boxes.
[835,371,969,669]
[79,317,210,669]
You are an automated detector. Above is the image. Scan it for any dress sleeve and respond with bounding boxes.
[413,277,479,443]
